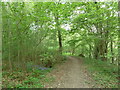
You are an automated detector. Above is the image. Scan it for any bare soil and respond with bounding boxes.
[44,56,101,88]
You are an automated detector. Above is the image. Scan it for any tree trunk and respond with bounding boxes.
[111,40,114,63]
[8,18,12,71]
[55,12,62,54]
[58,29,62,54]
[94,1,108,61]
[89,44,92,58]
[94,44,99,59]
[118,1,120,84]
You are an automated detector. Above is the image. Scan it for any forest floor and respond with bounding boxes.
[44,56,101,88]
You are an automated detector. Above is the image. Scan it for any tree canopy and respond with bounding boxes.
[2,1,119,88]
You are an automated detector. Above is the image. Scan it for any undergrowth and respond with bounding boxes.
[2,69,53,88]
[2,55,67,88]
[83,57,118,88]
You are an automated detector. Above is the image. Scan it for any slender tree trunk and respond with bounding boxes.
[94,41,99,59]
[94,1,108,61]
[89,44,92,58]
[104,41,108,60]
[0,5,1,52]
[103,20,109,61]
[8,19,12,71]
[118,0,120,65]
[55,13,62,54]
[72,46,75,55]
[58,29,62,54]
[111,40,114,63]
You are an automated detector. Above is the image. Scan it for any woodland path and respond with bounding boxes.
[44,56,101,88]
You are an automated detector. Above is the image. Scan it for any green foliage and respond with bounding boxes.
[84,58,118,88]
[2,2,119,88]
[2,68,52,88]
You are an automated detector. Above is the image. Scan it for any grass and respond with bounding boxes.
[83,57,118,88]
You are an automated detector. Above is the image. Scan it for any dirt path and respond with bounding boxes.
[44,56,100,88]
